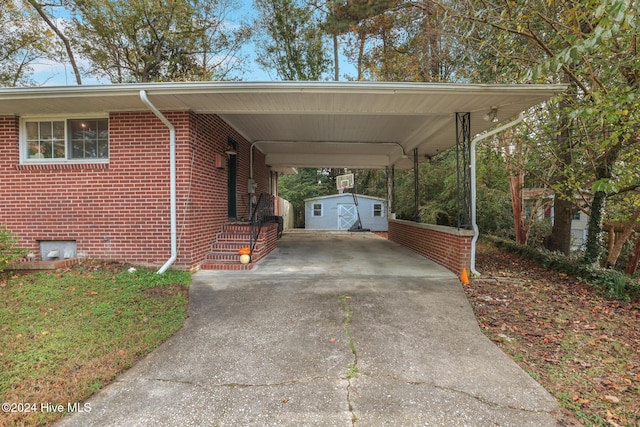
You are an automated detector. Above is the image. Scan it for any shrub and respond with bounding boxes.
[0,225,25,272]
[484,235,638,301]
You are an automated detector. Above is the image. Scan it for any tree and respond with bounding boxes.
[26,0,83,84]
[71,0,250,82]
[254,0,329,80]
[324,0,457,81]
[0,1,51,86]
[445,0,640,262]
[278,168,333,227]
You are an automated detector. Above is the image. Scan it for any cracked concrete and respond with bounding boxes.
[57,231,563,426]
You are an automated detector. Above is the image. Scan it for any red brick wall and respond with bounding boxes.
[388,219,473,275]
[0,112,270,270]
[184,112,269,270]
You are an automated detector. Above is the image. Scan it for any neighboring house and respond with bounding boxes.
[305,194,388,232]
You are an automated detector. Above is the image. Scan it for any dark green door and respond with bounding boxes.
[227,139,237,218]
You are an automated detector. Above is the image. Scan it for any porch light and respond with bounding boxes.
[483,106,499,123]
[225,145,237,156]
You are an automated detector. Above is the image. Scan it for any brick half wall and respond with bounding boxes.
[388,219,474,275]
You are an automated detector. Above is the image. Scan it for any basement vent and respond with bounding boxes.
[39,241,77,261]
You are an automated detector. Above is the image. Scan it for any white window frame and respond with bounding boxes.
[373,203,384,217]
[313,203,323,217]
[20,115,110,164]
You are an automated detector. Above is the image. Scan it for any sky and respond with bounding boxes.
[30,0,274,86]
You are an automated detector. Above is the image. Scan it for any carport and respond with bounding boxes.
[208,82,566,274]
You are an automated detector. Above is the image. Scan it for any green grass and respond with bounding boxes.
[0,261,190,427]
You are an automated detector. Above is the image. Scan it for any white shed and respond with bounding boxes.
[304,194,388,231]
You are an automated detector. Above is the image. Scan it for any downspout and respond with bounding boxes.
[140,90,177,274]
[470,112,525,276]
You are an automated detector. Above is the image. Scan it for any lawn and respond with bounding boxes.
[468,243,640,426]
[0,261,190,427]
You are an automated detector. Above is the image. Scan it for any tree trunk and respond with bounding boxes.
[509,172,528,244]
[545,91,573,255]
[605,205,640,268]
[503,133,529,245]
[625,232,640,275]
[332,33,339,81]
[545,197,574,254]
[583,136,625,264]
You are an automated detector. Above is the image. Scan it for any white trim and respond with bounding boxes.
[19,115,110,165]
[372,203,384,217]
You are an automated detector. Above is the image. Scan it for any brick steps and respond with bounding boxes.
[200,222,278,270]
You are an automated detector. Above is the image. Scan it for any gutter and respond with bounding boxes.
[139,90,177,274]
[470,112,525,276]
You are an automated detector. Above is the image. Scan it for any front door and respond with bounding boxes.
[227,139,237,219]
[338,204,356,229]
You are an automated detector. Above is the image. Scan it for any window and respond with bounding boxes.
[23,118,109,162]
[313,203,322,217]
[373,203,383,217]
[573,211,581,220]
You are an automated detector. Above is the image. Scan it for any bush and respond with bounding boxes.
[0,225,25,272]
[484,235,639,302]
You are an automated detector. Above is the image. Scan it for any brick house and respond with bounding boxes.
[0,82,564,273]
[0,84,289,271]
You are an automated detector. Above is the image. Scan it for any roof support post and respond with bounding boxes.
[455,113,472,230]
[413,148,420,222]
[140,90,177,274]
[386,165,395,216]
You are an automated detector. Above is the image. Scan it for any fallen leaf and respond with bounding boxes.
[606,411,623,427]
[90,291,98,295]
[329,337,336,343]
[118,350,125,356]
[282,398,289,404]
[572,395,590,404]
[41,331,49,336]
[604,395,620,403]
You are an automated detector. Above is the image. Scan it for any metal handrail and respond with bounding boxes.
[249,193,275,257]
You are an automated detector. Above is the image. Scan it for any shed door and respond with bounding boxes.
[338,204,357,230]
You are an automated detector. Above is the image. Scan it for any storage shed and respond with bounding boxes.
[305,194,388,231]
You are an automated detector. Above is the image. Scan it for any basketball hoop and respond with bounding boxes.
[336,173,354,193]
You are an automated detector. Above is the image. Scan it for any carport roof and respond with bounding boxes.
[0,81,565,170]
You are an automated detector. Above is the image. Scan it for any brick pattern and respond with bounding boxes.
[0,112,272,270]
[200,222,279,270]
[388,220,472,275]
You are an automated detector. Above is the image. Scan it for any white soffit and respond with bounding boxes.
[0,81,566,169]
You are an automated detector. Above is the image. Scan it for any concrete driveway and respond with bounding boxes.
[57,231,562,426]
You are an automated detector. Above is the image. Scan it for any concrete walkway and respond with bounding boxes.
[57,231,562,426]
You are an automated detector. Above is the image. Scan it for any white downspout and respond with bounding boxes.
[470,112,525,276]
[140,90,177,274]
